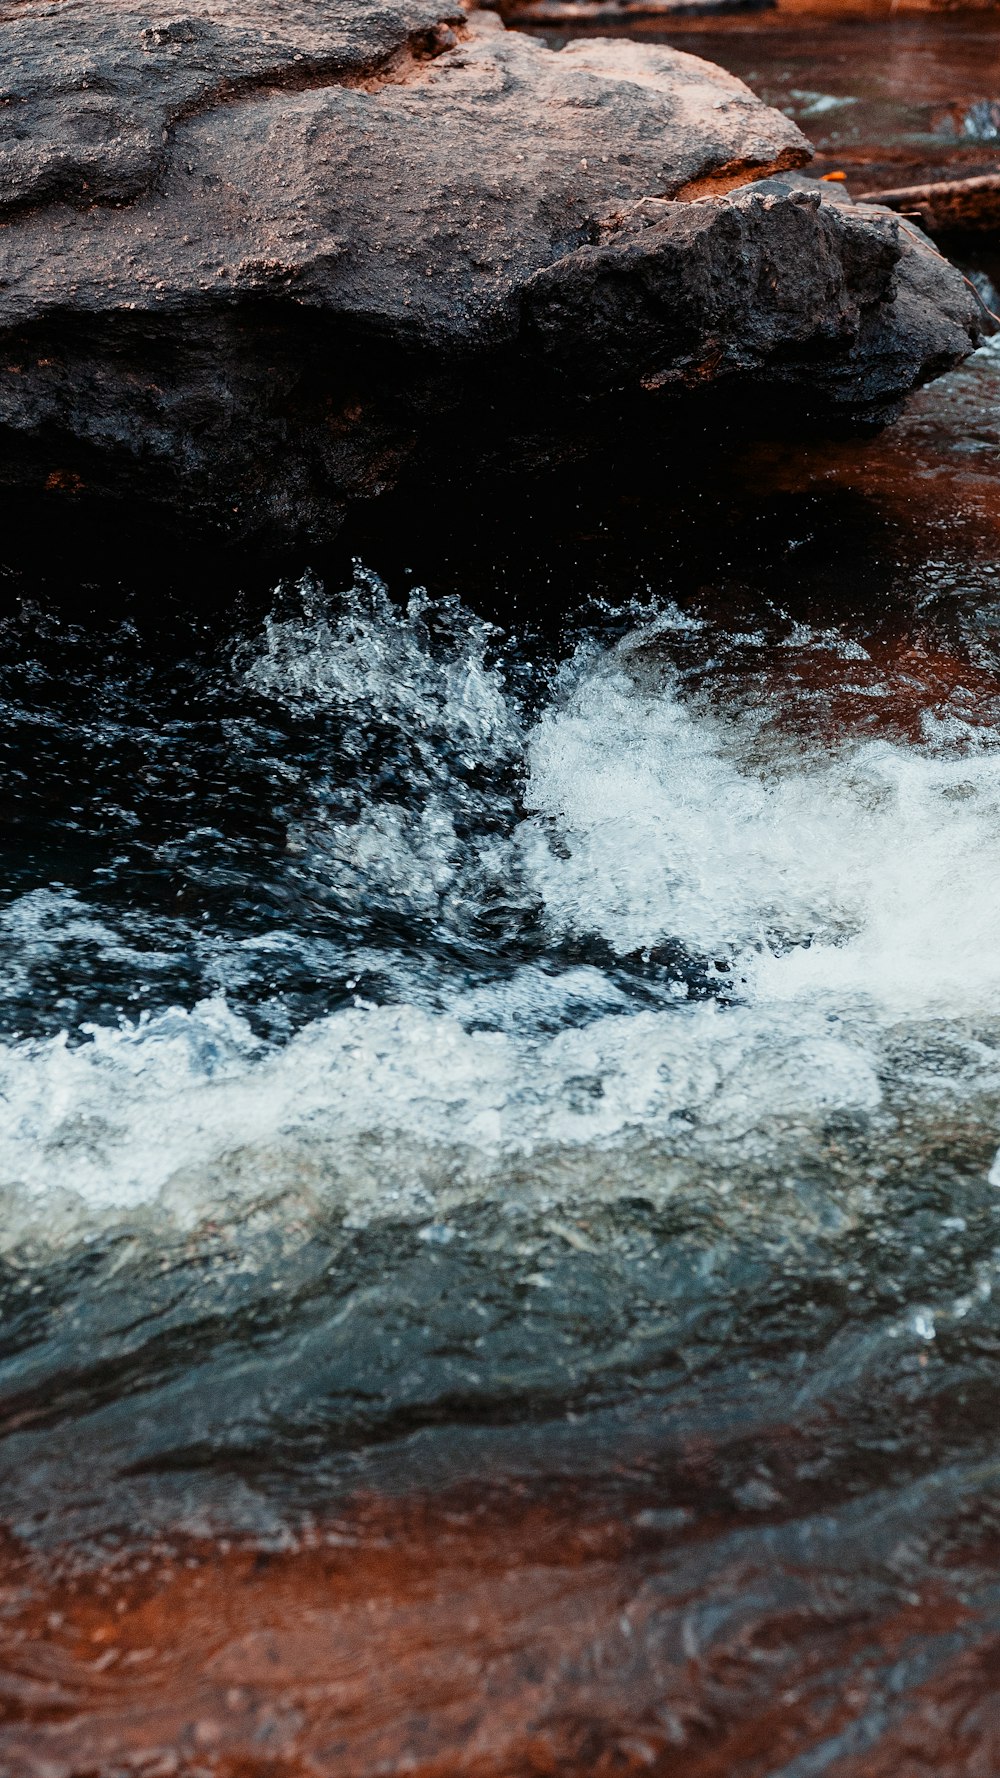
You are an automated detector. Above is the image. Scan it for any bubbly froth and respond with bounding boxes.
[1,563,1000,1244]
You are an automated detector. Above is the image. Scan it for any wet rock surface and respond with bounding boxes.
[0,0,983,543]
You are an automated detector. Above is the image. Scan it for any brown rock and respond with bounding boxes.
[0,0,985,544]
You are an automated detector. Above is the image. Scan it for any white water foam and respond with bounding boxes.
[2,575,1000,1243]
[521,649,1000,1015]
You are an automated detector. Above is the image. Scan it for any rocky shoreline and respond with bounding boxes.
[0,0,985,545]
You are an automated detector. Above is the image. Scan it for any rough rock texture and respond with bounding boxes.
[0,0,984,543]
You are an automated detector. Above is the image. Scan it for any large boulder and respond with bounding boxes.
[0,0,984,543]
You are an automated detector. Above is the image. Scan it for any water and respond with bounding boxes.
[5,520,1000,1245]
[5,15,1000,1772]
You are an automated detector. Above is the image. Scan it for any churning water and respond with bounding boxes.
[5,521,1000,1254]
[0,571,984,1234]
[5,339,1000,1777]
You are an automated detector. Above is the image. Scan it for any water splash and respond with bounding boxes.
[1,567,1000,1244]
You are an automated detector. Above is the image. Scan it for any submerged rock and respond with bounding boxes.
[0,0,984,543]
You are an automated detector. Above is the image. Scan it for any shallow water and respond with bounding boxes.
[5,17,1000,1773]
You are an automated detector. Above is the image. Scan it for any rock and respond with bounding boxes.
[0,0,985,545]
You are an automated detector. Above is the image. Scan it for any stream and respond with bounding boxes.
[3,11,1000,1776]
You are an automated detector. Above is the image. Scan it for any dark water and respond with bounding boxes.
[4,15,1000,1776]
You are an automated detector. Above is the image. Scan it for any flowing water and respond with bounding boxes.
[4,14,1000,1777]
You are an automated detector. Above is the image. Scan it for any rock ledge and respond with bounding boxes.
[0,0,984,542]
